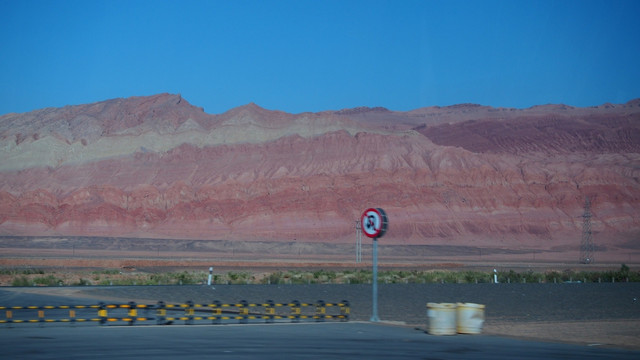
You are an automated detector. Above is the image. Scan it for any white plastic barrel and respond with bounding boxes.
[426,303,457,335]
[456,303,485,334]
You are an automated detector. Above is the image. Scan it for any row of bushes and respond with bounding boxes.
[4,265,638,286]
[495,265,640,284]
[263,265,640,285]
[9,270,249,287]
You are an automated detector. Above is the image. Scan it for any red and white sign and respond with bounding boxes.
[361,208,388,239]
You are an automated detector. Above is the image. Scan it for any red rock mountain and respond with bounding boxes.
[1,94,639,261]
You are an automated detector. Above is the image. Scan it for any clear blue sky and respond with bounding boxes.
[1,0,639,115]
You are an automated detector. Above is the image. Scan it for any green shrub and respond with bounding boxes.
[264,271,284,284]
[32,275,63,286]
[11,275,31,286]
[226,271,252,284]
[343,270,371,284]
[461,270,490,283]
[313,269,336,280]
[149,273,172,285]
[74,278,92,286]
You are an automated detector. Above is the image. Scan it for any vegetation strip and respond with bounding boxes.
[1,265,637,286]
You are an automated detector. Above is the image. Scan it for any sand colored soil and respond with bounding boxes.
[483,320,640,350]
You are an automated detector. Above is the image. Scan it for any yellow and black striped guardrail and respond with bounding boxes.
[0,300,350,326]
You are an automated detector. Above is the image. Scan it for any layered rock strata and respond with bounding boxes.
[1,94,638,259]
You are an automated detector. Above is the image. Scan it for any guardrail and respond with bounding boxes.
[0,300,350,326]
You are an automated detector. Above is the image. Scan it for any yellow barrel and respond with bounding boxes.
[456,303,485,334]
[426,303,457,335]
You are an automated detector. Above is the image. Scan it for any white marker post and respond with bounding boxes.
[208,267,214,286]
[361,208,388,322]
[493,269,498,284]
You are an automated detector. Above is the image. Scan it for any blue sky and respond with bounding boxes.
[1,0,639,115]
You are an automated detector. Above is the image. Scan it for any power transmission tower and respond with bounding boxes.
[579,196,594,264]
[355,220,362,263]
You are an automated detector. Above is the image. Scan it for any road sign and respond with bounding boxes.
[361,208,388,239]
[360,207,388,322]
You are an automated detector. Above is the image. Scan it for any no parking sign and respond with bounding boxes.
[361,208,388,239]
[360,207,388,322]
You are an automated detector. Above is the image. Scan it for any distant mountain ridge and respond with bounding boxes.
[0,94,638,261]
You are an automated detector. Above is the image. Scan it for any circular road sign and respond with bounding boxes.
[361,208,388,239]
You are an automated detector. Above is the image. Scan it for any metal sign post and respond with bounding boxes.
[361,208,388,322]
[371,237,379,322]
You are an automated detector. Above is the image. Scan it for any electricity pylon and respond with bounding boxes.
[355,220,362,263]
[579,196,594,264]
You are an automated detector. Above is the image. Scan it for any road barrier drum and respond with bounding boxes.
[456,303,485,334]
[426,303,457,335]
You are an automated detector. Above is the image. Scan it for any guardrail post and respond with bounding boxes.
[211,300,222,325]
[315,300,326,322]
[185,300,195,325]
[264,300,275,323]
[290,300,301,323]
[340,300,350,322]
[5,310,13,327]
[69,308,76,326]
[156,301,166,325]
[127,301,137,326]
[38,307,45,327]
[98,302,107,325]
[238,300,249,324]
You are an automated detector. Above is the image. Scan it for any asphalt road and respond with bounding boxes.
[1,322,639,360]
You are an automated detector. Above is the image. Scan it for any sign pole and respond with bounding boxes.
[360,208,387,323]
[370,237,379,322]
